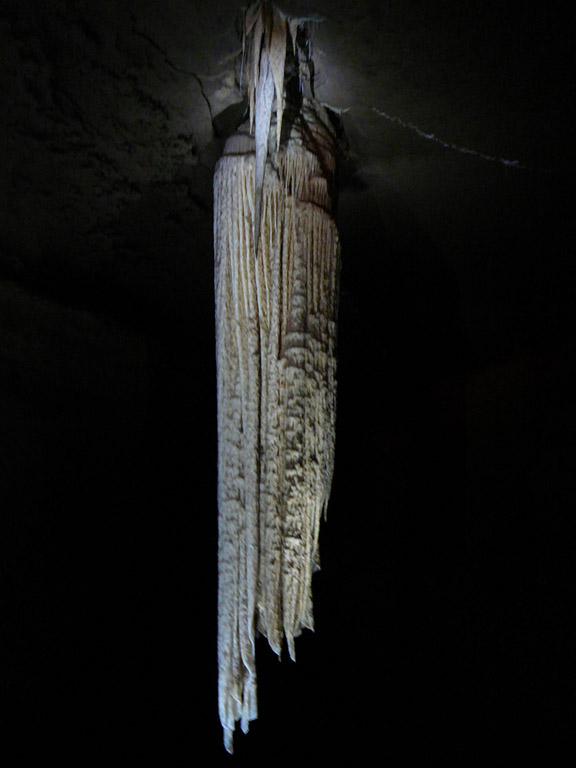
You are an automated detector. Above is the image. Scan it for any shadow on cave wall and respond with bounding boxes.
[1,100,219,762]
[319,145,470,737]
[308,140,575,758]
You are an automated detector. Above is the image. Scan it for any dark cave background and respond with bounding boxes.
[1,0,574,761]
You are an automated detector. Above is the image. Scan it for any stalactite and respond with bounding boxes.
[214,2,340,752]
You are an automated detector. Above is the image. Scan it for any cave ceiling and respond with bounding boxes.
[2,0,572,354]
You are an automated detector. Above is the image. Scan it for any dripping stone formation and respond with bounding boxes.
[214,1,341,752]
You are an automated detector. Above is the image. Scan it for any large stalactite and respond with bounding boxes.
[214,1,341,752]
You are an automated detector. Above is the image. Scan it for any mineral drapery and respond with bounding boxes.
[214,2,340,752]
